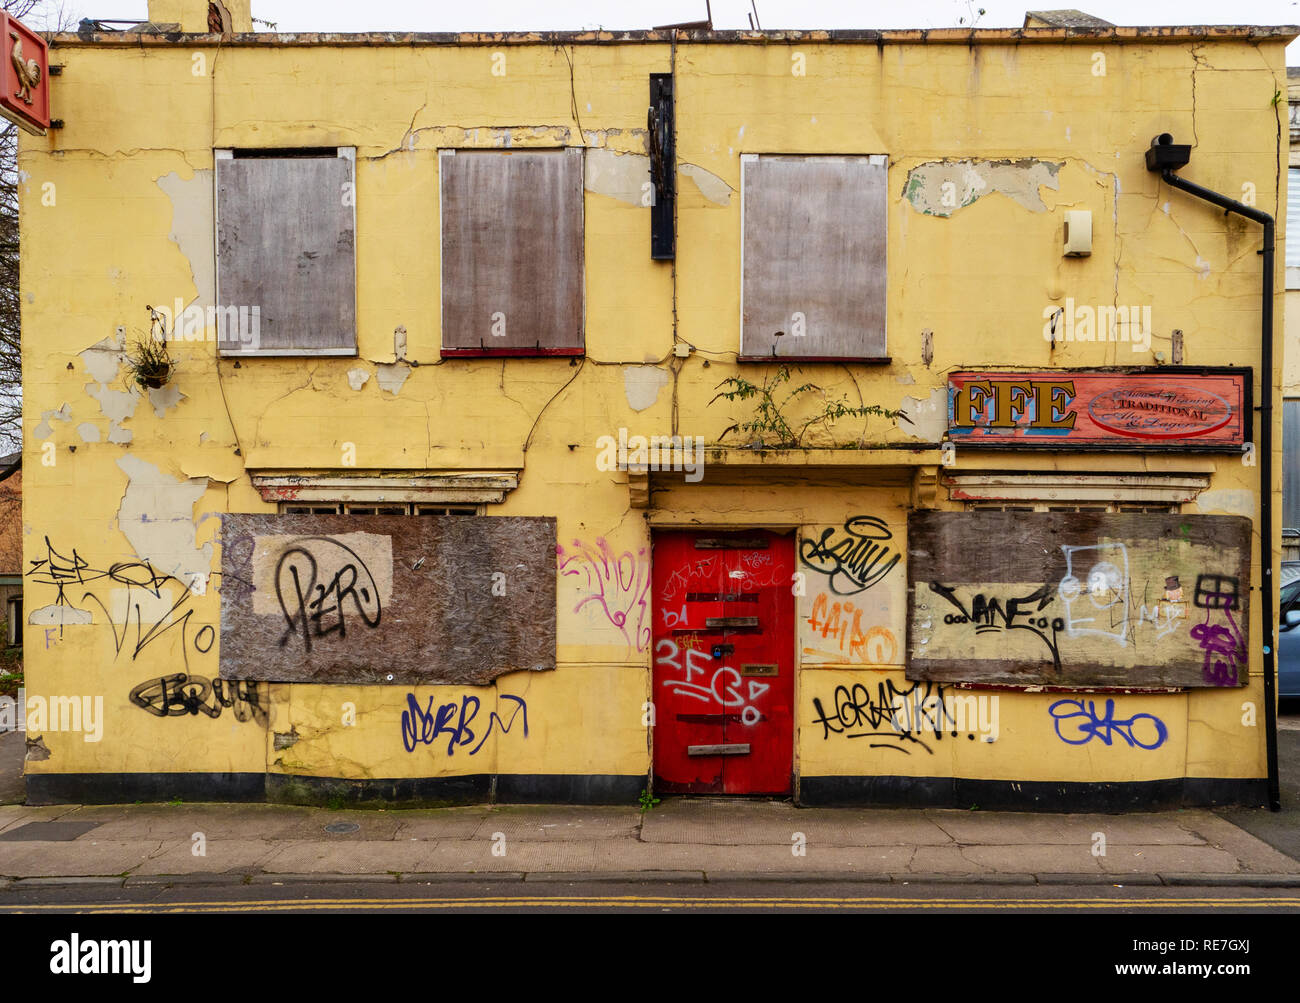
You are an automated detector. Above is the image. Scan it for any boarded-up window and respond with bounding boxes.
[215,148,357,356]
[440,148,584,357]
[219,513,556,685]
[741,154,887,361]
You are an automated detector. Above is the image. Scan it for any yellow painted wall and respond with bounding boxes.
[18,30,1289,801]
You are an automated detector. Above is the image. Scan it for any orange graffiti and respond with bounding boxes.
[805,593,897,664]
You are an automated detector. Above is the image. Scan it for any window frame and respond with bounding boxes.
[214,146,359,358]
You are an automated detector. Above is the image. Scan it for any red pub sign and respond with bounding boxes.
[0,13,48,136]
[948,368,1250,450]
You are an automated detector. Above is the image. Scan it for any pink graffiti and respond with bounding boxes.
[557,537,652,654]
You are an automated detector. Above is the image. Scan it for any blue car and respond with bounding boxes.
[1277,563,1300,699]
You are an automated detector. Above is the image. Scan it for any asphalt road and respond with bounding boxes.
[1,879,1298,912]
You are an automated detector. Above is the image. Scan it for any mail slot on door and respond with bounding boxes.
[705,617,759,629]
[687,744,751,757]
[741,663,778,677]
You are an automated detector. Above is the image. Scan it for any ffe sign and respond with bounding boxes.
[0,13,47,135]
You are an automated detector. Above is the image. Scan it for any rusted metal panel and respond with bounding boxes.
[907,511,1251,688]
[219,513,555,684]
[948,368,1250,450]
[740,154,887,361]
[216,153,357,355]
[440,148,585,356]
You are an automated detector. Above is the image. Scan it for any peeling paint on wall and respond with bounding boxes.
[79,333,125,384]
[680,163,733,206]
[115,454,213,584]
[904,158,1061,217]
[147,383,186,418]
[584,148,650,206]
[623,365,670,411]
[33,403,71,439]
[28,604,92,626]
[157,169,216,308]
[347,367,371,391]
[899,386,947,442]
[376,362,411,395]
[76,423,100,443]
[86,383,140,425]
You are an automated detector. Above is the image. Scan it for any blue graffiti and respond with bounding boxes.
[401,693,528,755]
[1048,698,1168,750]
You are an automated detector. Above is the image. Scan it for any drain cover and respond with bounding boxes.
[324,822,360,834]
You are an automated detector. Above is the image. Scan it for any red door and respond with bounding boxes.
[651,529,795,795]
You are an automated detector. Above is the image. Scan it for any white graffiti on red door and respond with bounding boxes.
[654,638,768,726]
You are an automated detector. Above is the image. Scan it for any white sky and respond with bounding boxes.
[40,0,1300,60]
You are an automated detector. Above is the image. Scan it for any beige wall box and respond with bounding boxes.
[1064,210,1092,256]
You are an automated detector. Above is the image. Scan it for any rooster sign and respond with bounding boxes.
[0,13,48,135]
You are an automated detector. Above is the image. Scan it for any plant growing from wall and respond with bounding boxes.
[710,365,909,448]
[124,305,174,390]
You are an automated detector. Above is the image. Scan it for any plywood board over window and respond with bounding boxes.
[440,148,585,357]
[219,513,556,685]
[907,511,1251,689]
[741,154,888,362]
[215,148,357,356]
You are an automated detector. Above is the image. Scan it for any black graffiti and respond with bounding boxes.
[799,516,900,595]
[129,672,268,726]
[1193,573,1239,610]
[929,581,1065,673]
[810,680,964,755]
[27,537,238,668]
[275,538,382,653]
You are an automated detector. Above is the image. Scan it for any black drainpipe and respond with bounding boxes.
[1146,134,1280,811]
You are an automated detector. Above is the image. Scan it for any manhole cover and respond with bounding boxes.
[324,822,360,834]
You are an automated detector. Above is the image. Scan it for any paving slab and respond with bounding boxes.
[259,840,440,874]
[1176,811,1300,873]
[0,840,157,877]
[960,843,1106,874]
[75,804,404,842]
[0,819,101,841]
[1097,845,1243,874]
[595,839,915,873]
[417,839,599,872]
[465,806,638,841]
[908,844,987,874]
[642,800,951,847]
[0,805,79,833]
[927,810,1208,846]
[134,839,282,875]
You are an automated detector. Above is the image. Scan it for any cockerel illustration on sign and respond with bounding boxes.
[9,30,39,106]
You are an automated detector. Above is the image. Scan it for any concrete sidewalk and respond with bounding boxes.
[1,798,1298,888]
